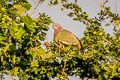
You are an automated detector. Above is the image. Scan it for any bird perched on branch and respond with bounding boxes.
[52,23,83,53]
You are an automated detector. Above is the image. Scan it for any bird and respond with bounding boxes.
[52,23,83,53]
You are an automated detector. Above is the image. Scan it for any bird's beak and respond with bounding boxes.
[52,23,57,30]
[52,23,55,29]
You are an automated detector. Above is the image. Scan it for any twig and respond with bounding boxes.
[31,0,43,15]
[0,73,3,80]
[61,49,72,80]
[102,36,120,50]
[115,0,118,14]
[9,72,13,80]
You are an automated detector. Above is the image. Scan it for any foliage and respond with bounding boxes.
[0,0,120,80]
[0,0,53,80]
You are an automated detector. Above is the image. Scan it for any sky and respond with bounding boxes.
[4,0,120,80]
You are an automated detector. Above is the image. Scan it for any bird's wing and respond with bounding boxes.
[54,29,82,49]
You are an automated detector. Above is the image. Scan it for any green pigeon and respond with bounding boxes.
[52,23,83,52]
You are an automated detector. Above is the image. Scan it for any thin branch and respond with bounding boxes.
[31,0,43,15]
[61,49,72,80]
[115,0,118,14]
[102,36,120,50]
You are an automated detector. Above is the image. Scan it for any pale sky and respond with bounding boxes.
[4,0,120,80]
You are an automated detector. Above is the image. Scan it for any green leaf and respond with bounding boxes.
[105,23,110,26]
[30,61,39,67]
[40,52,55,60]
[13,4,27,15]
[68,12,74,17]
[22,3,31,10]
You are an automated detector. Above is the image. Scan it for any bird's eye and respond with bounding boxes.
[55,25,57,27]
[54,25,58,28]
[53,24,58,30]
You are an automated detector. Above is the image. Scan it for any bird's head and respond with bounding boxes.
[52,23,63,31]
